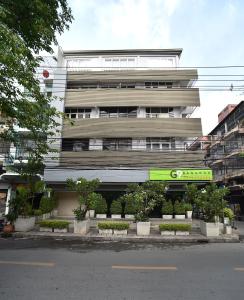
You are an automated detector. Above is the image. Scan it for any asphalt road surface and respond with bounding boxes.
[0,238,244,300]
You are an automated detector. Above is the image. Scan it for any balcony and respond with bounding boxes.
[64,88,200,108]
[60,150,205,168]
[62,117,202,139]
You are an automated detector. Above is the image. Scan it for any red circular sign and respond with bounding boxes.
[43,69,49,78]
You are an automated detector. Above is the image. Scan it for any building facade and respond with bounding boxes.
[39,48,211,216]
[205,101,244,216]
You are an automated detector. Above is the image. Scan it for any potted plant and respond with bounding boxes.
[161,200,173,219]
[12,186,36,232]
[159,224,175,235]
[110,200,122,219]
[66,177,100,234]
[197,184,229,237]
[94,196,107,219]
[87,192,101,218]
[184,203,193,219]
[119,194,136,219]
[97,221,129,235]
[174,201,186,219]
[174,224,191,236]
[3,212,16,233]
[39,220,69,233]
[223,207,234,235]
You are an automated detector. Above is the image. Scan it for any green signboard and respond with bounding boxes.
[150,169,213,181]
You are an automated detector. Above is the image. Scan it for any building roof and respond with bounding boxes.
[209,101,244,135]
[62,48,183,57]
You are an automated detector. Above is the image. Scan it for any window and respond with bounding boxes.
[103,138,132,151]
[62,139,89,151]
[65,108,91,119]
[146,107,173,118]
[146,138,175,151]
[100,107,137,118]
[145,81,173,88]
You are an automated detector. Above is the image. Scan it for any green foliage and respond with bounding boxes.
[39,196,55,214]
[73,207,86,221]
[88,193,104,210]
[159,224,191,232]
[161,200,173,215]
[174,201,186,215]
[223,208,234,220]
[197,184,229,222]
[39,220,69,229]
[67,177,100,219]
[98,222,129,230]
[94,197,107,214]
[33,209,42,216]
[125,181,168,222]
[0,1,73,172]
[110,200,122,215]
[185,184,199,205]
[184,203,193,211]
[121,194,137,215]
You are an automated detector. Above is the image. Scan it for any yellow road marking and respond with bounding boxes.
[112,265,177,270]
[0,260,55,267]
[234,267,244,271]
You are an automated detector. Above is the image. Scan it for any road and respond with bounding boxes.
[0,238,244,300]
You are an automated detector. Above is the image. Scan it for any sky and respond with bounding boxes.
[55,0,244,135]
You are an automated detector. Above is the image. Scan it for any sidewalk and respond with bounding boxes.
[12,230,240,243]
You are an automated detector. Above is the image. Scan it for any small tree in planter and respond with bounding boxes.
[110,200,122,219]
[66,177,100,234]
[197,184,229,237]
[184,203,193,219]
[88,192,103,218]
[161,200,173,219]
[121,193,137,219]
[223,207,234,234]
[174,200,186,219]
[94,195,107,218]
[10,186,36,232]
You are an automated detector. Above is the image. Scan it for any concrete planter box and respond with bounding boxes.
[14,217,35,232]
[99,229,113,235]
[200,220,219,237]
[136,222,150,236]
[42,213,51,220]
[175,215,186,220]
[54,228,68,233]
[40,227,53,232]
[52,209,58,217]
[161,230,175,236]
[162,215,173,220]
[124,214,135,220]
[74,220,90,235]
[113,229,128,235]
[186,211,192,219]
[225,225,232,235]
[89,210,95,218]
[111,214,121,219]
[96,214,107,219]
[175,231,189,236]
[224,217,230,225]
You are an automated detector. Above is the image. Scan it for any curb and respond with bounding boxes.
[11,232,240,244]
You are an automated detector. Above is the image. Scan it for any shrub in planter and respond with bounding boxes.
[223,207,234,224]
[110,200,122,219]
[174,201,186,219]
[120,194,136,219]
[94,196,107,218]
[184,203,193,219]
[161,200,173,219]
[159,223,191,235]
[39,220,69,233]
[98,221,129,235]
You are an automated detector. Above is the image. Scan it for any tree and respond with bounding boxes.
[66,178,100,220]
[0,1,73,171]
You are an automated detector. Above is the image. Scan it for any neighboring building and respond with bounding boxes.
[218,104,237,123]
[41,48,211,217]
[205,101,244,216]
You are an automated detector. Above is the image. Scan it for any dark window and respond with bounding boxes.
[62,139,89,151]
